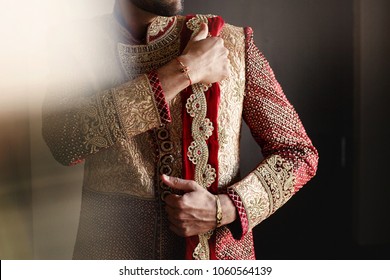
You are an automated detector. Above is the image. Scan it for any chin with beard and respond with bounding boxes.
[130,0,184,17]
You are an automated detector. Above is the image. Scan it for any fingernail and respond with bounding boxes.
[162,174,169,180]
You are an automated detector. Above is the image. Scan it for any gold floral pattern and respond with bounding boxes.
[232,155,296,231]
[193,230,214,260]
[186,15,217,36]
[186,84,217,188]
[217,24,246,188]
[231,173,270,230]
[78,90,121,153]
[112,75,163,139]
[84,135,157,198]
[254,155,296,215]
[147,16,176,38]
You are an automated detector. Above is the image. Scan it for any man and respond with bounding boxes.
[43,0,318,260]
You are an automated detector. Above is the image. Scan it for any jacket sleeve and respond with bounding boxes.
[42,33,171,166]
[227,27,319,238]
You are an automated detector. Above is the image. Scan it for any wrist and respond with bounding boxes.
[218,194,238,226]
[177,54,200,85]
[175,57,192,86]
[156,58,192,102]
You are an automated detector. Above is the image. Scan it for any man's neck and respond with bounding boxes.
[114,0,157,42]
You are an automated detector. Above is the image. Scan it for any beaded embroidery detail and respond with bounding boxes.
[186,15,217,36]
[148,16,176,38]
[184,14,219,261]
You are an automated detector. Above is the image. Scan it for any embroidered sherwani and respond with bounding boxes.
[43,14,318,260]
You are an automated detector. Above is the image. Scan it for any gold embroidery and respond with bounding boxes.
[185,16,248,260]
[231,173,270,230]
[100,91,126,141]
[154,93,183,199]
[81,17,187,198]
[78,93,112,153]
[112,75,162,138]
[185,92,206,118]
[117,18,183,80]
[186,15,217,36]
[187,142,201,164]
[84,134,157,198]
[186,85,217,189]
[217,24,246,187]
[166,94,183,179]
[232,155,296,230]
[254,155,296,215]
[154,125,176,200]
[45,13,315,260]
[185,15,219,260]
[193,230,213,260]
[186,85,217,259]
[147,16,176,38]
[49,86,127,163]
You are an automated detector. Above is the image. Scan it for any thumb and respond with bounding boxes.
[161,175,198,193]
[191,22,209,42]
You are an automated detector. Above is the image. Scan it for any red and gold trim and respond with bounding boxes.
[148,71,172,124]
[226,27,318,238]
[179,14,225,260]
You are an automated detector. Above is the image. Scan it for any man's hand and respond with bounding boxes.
[162,174,216,237]
[161,174,237,237]
[180,23,231,85]
[157,23,230,102]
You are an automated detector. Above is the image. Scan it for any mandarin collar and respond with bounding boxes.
[112,12,177,45]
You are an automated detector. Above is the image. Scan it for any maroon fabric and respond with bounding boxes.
[179,15,225,260]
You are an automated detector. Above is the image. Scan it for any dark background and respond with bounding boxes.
[0,0,389,259]
[183,0,390,259]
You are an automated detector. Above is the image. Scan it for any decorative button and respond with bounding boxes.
[161,191,172,201]
[157,128,169,140]
[161,154,174,165]
[159,164,172,176]
[161,141,173,152]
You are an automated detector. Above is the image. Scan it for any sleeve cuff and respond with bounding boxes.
[148,70,171,124]
[227,188,250,239]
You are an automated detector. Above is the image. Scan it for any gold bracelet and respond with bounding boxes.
[215,195,222,228]
[175,57,192,86]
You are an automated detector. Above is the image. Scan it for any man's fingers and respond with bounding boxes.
[191,22,209,42]
[161,175,198,192]
[182,23,208,54]
[168,220,194,237]
[169,223,189,237]
[164,194,182,208]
